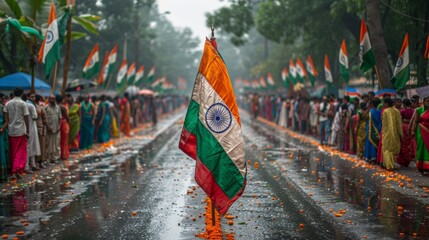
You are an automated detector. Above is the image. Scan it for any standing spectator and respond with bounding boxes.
[79,95,95,150]
[97,95,111,143]
[35,95,47,168]
[0,92,9,182]
[397,99,415,167]
[45,95,61,164]
[363,99,382,163]
[67,96,80,151]
[120,93,131,137]
[410,96,429,174]
[107,96,119,138]
[355,102,369,158]
[317,96,331,145]
[24,93,40,171]
[5,88,30,179]
[57,95,70,160]
[381,98,403,170]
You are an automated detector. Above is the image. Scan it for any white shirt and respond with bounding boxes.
[5,96,29,136]
[318,102,330,122]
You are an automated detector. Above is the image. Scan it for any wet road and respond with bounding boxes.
[1,110,429,239]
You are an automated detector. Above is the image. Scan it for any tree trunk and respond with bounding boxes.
[366,0,392,89]
[417,1,429,87]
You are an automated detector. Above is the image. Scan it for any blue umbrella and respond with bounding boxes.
[0,72,51,91]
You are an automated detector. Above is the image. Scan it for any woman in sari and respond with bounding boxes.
[355,103,369,158]
[337,104,350,151]
[410,96,429,174]
[120,95,131,137]
[97,95,111,143]
[57,95,69,160]
[364,99,382,164]
[79,95,95,150]
[68,96,80,151]
[381,98,403,170]
[396,99,415,167]
[0,93,9,182]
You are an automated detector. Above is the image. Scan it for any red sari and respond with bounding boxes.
[60,105,69,160]
[396,108,415,166]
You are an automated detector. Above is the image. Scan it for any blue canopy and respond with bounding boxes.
[0,72,51,91]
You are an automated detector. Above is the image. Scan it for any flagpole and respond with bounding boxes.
[62,3,74,96]
[210,18,217,229]
[51,62,59,95]
[374,65,383,90]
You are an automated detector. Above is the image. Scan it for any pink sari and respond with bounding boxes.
[9,136,27,174]
[396,108,415,167]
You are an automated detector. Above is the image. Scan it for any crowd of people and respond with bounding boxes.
[0,87,186,182]
[240,91,429,174]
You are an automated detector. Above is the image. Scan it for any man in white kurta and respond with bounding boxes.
[25,93,40,171]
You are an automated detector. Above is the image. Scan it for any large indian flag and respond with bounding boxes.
[82,43,100,79]
[324,54,333,87]
[38,3,60,79]
[179,39,246,214]
[339,39,349,83]
[306,55,318,86]
[359,19,376,73]
[391,33,410,91]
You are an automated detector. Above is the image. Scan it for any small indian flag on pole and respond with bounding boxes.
[281,67,289,88]
[146,66,155,83]
[127,63,136,85]
[98,51,109,85]
[82,43,100,79]
[295,58,307,84]
[289,60,297,84]
[134,65,144,86]
[266,72,275,88]
[38,3,60,79]
[339,39,349,83]
[359,19,376,74]
[324,54,333,87]
[108,44,118,74]
[179,38,246,214]
[259,76,267,89]
[116,59,127,91]
[391,33,410,91]
[306,55,318,86]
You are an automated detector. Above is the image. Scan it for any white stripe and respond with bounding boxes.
[192,73,246,177]
[393,46,409,76]
[42,19,59,63]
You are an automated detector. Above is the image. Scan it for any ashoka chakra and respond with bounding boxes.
[205,103,232,134]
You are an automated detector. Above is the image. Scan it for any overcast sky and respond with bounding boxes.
[157,0,230,47]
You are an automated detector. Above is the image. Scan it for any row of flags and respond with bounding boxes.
[82,43,156,91]
[36,3,157,92]
[240,19,426,92]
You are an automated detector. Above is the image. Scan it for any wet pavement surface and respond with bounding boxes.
[1,110,429,239]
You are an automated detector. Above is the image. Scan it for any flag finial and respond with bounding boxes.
[211,17,215,40]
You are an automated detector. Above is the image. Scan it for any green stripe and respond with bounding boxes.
[44,41,61,79]
[82,63,100,79]
[391,65,410,90]
[184,99,245,198]
[340,64,349,83]
[360,49,376,74]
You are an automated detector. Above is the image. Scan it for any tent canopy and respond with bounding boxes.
[0,72,51,91]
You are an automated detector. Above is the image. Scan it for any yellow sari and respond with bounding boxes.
[381,107,403,170]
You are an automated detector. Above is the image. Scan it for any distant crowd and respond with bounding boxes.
[240,92,429,175]
[0,88,187,182]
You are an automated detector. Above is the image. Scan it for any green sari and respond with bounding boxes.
[68,103,80,143]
